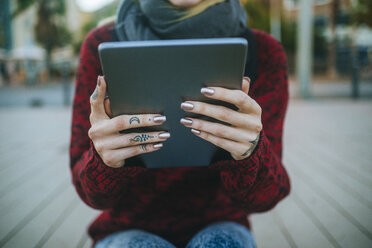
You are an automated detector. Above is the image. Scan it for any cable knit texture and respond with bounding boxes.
[69,24,290,247]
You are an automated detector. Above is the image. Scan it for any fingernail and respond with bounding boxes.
[191,129,201,135]
[181,102,194,110]
[154,116,166,123]
[159,132,170,139]
[153,143,163,149]
[244,77,251,83]
[97,76,102,87]
[201,88,215,96]
[180,118,192,126]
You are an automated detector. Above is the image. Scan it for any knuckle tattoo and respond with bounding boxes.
[241,133,260,157]
[130,134,155,143]
[129,116,141,125]
[91,86,98,101]
[140,144,147,152]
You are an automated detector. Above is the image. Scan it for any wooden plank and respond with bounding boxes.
[82,237,93,248]
[287,139,372,210]
[271,210,297,248]
[250,211,292,248]
[285,155,372,247]
[2,185,78,248]
[0,155,69,219]
[0,110,59,156]
[285,101,372,176]
[287,143,372,234]
[298,129,372,184]
[272,192,334,248]
[0,179,69,246]
[42,202,99,248]
[290,193,342,248]
[0,150,62,198]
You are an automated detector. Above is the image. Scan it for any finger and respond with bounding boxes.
[181,101,248,127]
[90,76,109,121]
[107,114,167,134]
[102,143,163,168]
[242,77,250,94]
[200,85,260,114]
[98,131,170,151]
[104,97,113,118]
[190,128,245,156]
[180,117,252,143]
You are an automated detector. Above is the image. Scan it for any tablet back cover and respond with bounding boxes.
[99,38,247,168]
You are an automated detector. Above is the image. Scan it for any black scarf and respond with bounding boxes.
[113,0,257,82]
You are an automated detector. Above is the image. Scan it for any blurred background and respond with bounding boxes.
[0,0,371,248]
[0,0,371,103]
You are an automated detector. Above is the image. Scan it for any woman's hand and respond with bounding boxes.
[180,77,262,160]
[88,76,170,168]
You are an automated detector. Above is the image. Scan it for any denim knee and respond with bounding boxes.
[186,222,256,248]
[95,230,176,248]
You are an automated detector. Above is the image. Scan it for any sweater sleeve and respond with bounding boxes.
[69,25,146,210]
[210,31,291,213]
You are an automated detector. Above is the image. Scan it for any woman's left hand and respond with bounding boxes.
[180,77,262,160]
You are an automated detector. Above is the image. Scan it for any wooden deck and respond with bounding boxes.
[0,99,371,248]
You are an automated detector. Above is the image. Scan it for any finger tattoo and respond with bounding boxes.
[141,144,147,151]
[130,134,155,142]
[241,133,260,157]
[91,86,98,100]
[129,117,140,124]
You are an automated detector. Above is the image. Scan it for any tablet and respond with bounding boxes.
[98,38,247,168]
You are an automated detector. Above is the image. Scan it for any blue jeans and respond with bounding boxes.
[95,222,256,248]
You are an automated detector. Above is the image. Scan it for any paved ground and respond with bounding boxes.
[0,97,371,247]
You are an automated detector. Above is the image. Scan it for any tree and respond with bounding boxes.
[350,0,372,27]
[13,0,71,75]
[242,0,271,32]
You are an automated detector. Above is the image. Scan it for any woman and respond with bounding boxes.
[70,0,290,247]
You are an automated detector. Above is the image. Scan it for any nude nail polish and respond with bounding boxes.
[180,118,193,126]
[201,88,215,96]
[159,132,170,139]
[181,102,194,110]
[244,76,251,83]
[153,143,163,149]
[191,129,201,135]
[154,116,166,123]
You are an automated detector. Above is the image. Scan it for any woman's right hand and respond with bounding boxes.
[88,76,170,168]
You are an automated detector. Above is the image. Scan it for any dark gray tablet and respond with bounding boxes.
[98,38,247,168]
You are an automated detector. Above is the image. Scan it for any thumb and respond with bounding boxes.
[242,77,251,95]
[104,97,113,118]
[90,76,109,120]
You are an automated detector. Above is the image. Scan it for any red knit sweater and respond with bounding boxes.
[70,24,290,247]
